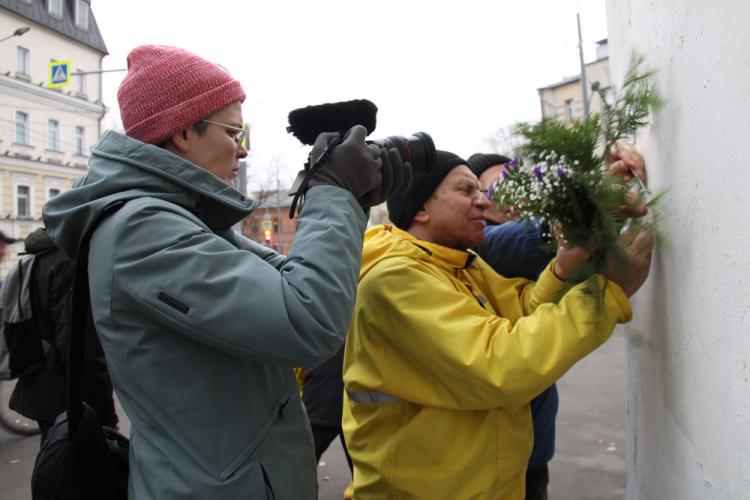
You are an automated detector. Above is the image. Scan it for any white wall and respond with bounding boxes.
[606,1,750,498]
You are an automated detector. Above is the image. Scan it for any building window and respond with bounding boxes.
[45,177,66,202]
[15,111,29,145]
[47,119,60,151]
[565,99,576,121]
[72,68,87,97]
[16,46,30,76]
[75,126,85,155]
[75,1,90,30]
[16,185,30,218]
[48,0,63,18]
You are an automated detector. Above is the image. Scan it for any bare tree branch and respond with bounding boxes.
[482,124,525,157]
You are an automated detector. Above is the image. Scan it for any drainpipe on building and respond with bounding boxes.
[97,54,105,141]
[73,65,126,140]
[275,172,282,253]
[577,12,590,118]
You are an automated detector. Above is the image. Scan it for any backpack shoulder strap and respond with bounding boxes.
[67,200,127,434]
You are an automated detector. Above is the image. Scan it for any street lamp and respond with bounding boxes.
[0,26,31,43]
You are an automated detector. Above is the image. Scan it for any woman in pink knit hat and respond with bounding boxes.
[43,45,411,499]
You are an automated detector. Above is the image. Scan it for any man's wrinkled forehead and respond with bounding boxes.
[438,165,479,190]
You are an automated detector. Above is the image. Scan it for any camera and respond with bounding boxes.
[368,132,436,176]
[286,99,436,176]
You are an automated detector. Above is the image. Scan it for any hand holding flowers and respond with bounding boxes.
[492,53,661,294]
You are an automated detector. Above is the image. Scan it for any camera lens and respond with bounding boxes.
[371,132,436,176]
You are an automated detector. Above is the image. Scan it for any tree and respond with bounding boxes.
[481,123,525,158]
[249,155,285,205]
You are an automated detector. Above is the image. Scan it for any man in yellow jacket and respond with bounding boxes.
[342,149,652,499]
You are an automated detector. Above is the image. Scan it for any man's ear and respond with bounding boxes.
[169,129,191,153]
[412,206,429,224]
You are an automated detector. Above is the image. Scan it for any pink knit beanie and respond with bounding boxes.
[117,45,246,145]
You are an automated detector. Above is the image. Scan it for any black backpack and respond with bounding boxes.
[31,201,130,500]
[0,253,45,381]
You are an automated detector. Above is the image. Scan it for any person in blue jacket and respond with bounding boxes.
[467,153,556,500]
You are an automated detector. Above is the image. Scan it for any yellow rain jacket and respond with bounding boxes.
[343,225,632,499]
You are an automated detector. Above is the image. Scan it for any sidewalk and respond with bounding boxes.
[0,398,131,500]
[549,328,627,499]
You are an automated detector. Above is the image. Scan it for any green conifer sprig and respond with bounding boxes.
[491,52,661,287]
[598,52,663,163]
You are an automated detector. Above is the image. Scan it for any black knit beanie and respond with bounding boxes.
[466,153,511,178]
[387,150,467,230]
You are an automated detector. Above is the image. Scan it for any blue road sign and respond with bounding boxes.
[48,60,71,88]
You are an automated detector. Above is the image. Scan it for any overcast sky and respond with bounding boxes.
[90,0,608,190]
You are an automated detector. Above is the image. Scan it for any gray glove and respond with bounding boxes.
[308,125,381,200]
[358,147,413,208]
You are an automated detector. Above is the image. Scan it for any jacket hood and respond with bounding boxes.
[43,131,258,259]
[361,225,476,280]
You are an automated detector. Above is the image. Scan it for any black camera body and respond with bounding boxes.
[287,99,436,176]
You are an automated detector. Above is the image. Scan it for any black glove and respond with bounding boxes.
[358,147,413,208]
[308,125,381,200]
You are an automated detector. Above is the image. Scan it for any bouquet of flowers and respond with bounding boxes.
[491,53,662,280]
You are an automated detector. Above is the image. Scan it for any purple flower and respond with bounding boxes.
[533,165,543,180]
[487,184,495,199]
[509,158,519,169]
[502,169,510,179]
[556,167,566,178]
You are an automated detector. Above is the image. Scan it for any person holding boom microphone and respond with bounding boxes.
[42,45,411,499]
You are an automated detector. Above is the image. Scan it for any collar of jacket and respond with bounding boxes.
[386,225,477,270]
[43,130,259,261]
[91,131,256,216]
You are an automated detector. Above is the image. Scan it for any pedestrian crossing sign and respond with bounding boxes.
[48,60,71,88]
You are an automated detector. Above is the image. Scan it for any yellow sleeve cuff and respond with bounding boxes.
[602,278,633,323]
[534,258,568,304]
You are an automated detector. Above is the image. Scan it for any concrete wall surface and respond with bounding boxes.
[607,1,750,499]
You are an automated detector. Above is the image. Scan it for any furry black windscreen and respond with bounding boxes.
[286,99,378,145]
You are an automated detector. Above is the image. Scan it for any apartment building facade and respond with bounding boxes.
[0,0,106,268]
[242,189,298,255]
[537,39,612,123]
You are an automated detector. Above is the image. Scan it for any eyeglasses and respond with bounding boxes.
[202,119,248,149]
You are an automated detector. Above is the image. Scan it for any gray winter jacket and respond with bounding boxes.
[43,131,367,499]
